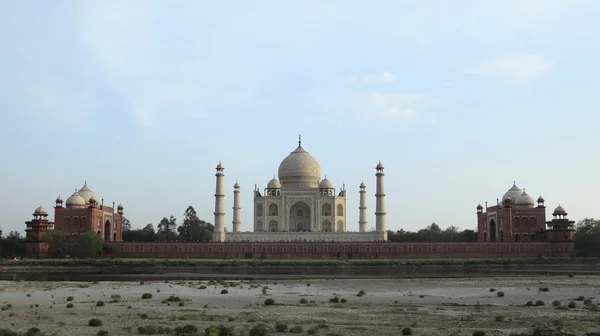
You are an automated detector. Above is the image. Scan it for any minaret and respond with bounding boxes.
[375,161,387,240]
[232,181,241,233]
[359,181,367,232]
[213,161,226,242]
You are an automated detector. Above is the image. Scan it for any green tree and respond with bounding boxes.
[157,216,178,240]
[43,230,69,256]
[177,206,214,241]
[122,216,132,231]
[122,223,157,242]
[574,218,600,257]
[0,235,25,257]
[73,232,105,257]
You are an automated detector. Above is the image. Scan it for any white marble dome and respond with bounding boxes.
[515,190,535,207]
[77,183,99,205]
[319,177,334,189]
[553,205,567,215]
[33,205,48,216]
[267,177,281,189]
[66,191,86,208]
[278,145,322,189]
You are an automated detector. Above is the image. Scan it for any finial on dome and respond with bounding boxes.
[298,134,302,147]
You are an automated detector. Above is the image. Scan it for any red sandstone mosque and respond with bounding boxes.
[24,140,575,259]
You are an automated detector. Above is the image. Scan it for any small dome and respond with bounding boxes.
[34,205,48,216]
[267,177,281,189]
[537,195,545,203]
[234,181,240,189]
[515,190,535,207]
[278,144,321,189]
[66,191,86,208]
[376,161,384,169]
[476,203,483,209]
[55,195,63,203]
[360,181,366,188]
[89,196,97,203]
[216,161,224,170]
[553,205,567,216]
[117,203,124,210]
[319,177,334,189]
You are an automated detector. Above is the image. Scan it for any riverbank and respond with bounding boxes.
[2,257,599,269]
[1,276,599,336]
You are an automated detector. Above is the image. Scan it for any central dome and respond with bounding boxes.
[278,144,322,189]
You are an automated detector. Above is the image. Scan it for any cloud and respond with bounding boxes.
[349,92,439,122]
[467,54,554,85]
[345,71,397,85]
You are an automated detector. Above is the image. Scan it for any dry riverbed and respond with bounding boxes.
[1,275,600,335]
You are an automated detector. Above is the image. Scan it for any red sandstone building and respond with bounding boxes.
[24,181,575,259]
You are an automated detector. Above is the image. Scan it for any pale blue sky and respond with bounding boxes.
[1,1,599,235]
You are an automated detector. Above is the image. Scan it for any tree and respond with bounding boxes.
[122,216,132,231]
[157,216,178,240]
[0,234,25,257]
[73,232,104,257]
[177,206,215,242]
[387,223,477,242]
[44,230,69,256]
[7,231,21,239]
[574,218,600,257]
[123,223,157,242]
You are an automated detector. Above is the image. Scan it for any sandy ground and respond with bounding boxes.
[1,275,600,335]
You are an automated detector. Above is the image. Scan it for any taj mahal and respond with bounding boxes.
[212,137,388,242]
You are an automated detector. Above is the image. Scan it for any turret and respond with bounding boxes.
[213,161,226,242]
[232,181,241,233]
[375,161,386,239]
[25,206,54,258]
[546,205,575,242]
[359,181,367,232]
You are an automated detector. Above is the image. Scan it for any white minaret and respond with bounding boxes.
[375,161,387,240]
[213,161,226,242]
[232,181,241,233]
[359,181,367,232]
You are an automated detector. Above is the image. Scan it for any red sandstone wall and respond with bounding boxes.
[102,241,574,259]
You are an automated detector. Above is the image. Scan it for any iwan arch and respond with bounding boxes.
[212,137,387,242]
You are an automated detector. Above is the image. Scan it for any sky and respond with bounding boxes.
[1,0,600,235]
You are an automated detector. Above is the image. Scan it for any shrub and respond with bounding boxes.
[178,302,184,307]
[264,298,275,306]
[199,285,207,289]
[110,294,121,300]
[0,329,18,336]
[472,331,486,336]
[140,281,145,285]
[96,331,109,336]
[142,293,153,299]
[66,303,74,308]
[25,328,41,336]
[495,315,504,322]
[141,313,149,319]
[66,296,74,302]
[300,298,308,304]
[568,301,576,309]
[228,317,235,322]
[568,273,574,277]
[290,326,303,333]
[535,300,545,306]
[174,325,198,335]
[88,319,102,327]
[340,298,347,303]
[576,295,585,301]
[552,300,561,307]
[96,300,105,307]
[221,289,228,294]
[526,301,534,306]
[205,324,235,336]
[249,324,270,336]
[541,287,549,292]
[584,298,593,305]
[275,321,289,332]
[401,326,413,335]
[496,291,505,297]
[357,290,366,297]
[167,296,181,302]
[489,288,496,292]
[329,296,340,303]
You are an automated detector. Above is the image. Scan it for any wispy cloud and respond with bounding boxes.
[344,71,397,85]
[467,54,554,85]
[349,92,440,122]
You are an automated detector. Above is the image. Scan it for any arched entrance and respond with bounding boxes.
[499,229,504,242]
[104,220,111,241]
[269,220,278,232]
[289,202,311,231]
[322,220,332,232]
[489,219,497,242]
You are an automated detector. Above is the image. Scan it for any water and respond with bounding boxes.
[1,264,599,282]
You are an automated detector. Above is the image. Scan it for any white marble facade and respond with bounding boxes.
[212,137,387,242]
